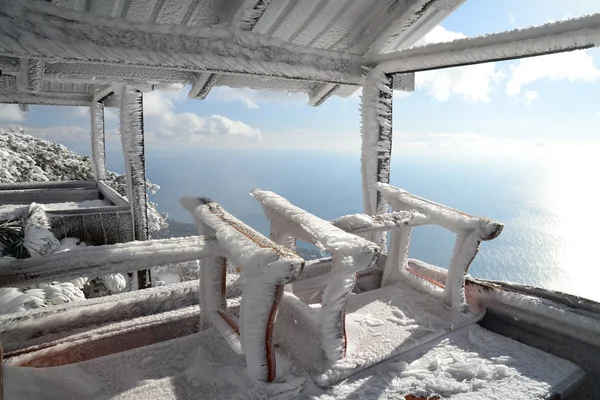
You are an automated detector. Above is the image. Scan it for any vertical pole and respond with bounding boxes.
[119,86,150,288]
[90,100,106,181]
[361,69,393,248]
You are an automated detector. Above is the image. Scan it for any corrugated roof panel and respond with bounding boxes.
[252,0,293,35]
[269,0,322,42]
[154,0,195,24]
[289,0,348,47]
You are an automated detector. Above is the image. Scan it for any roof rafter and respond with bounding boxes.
[0,1,363,87]
[0,91,91,106]
[188,0,272,100]
[373,13,600,74]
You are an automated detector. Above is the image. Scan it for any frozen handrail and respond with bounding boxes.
[376,183,504,311]
[251,189,380,360]
[0,236,217,287]
[181,197,304,382]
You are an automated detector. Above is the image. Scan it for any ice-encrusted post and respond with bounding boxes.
[361,69,393,249]
[119,86,150,288]
[90,100,106,181]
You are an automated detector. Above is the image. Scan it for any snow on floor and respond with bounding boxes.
[276,280,483,386]
[3,324,583,400]
[299,325,584,400]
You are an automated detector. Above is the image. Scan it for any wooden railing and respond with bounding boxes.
[376,183,503,311]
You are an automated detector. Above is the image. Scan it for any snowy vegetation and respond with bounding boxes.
[0,127,170,313]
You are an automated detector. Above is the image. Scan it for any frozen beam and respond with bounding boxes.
[0,1,362,86]
[189,0,271,100]
[17,59,44,93]
[0,92,91,106]
[360,69,393,248]
[188,72,219,99]
[0,55,19,75]
[373,13,600,74]
[308,83,340,107]
[18,104,28,112]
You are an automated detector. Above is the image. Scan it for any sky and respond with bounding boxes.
[0,0,599,159]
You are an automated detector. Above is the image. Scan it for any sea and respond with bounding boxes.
[112,146,600,302]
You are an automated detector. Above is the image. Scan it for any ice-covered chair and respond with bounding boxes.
[251,188,502,385]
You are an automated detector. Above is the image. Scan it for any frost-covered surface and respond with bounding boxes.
[0,1,363,86]
[274,280,483,387]
[331,210,427,235]
[0,236,218,287]
[119,87,149,240]
[377,183,503,310]
[0,200,113,217]
[375,13,600,73]
[360,69,393,248]
[0,127,167,233]
[469,283,600,348]
[2,324,583,399]
[181,196,304,382]
[301,325,583,399]
[90,100,106,180]
[251,189,380,360]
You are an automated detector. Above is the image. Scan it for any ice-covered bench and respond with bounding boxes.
[1,198,304,383]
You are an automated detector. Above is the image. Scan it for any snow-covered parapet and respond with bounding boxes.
[181,197,304,382]
[251,189,380,360]
[376,183,503,311]
[0,236,218,287]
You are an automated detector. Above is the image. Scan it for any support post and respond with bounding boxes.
[119,86,150,288]
[90,100,106,180]
[360,69,393,248]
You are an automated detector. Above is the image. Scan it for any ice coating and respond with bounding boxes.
[377,183,503,310]
[181,196,304,382]
[251,189,380,360]
[0,236,218,287]
[375,13,600,73]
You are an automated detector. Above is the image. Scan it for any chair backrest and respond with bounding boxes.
[376,183,503,311]
[251,189,380,360]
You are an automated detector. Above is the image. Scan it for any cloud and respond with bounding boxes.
[523,90,539,106]
[208,87,307,109]
[414,27,503,102]
[509,13,516,24]
[142,90,261,142]
[395,131,485,148]
[0,104,26,122]
[505,50,600,96]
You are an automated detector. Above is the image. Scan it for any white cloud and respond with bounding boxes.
[414,27,503,103]
[208,87,307,109]
[0,104,26,122]
[509,13,516,24]
[142,90,261,142]
[505,50,600,96]
[523,90,539,106]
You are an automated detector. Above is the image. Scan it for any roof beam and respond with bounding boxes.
[0,1,362,87]
[0,92,92,106]
[17,59,44,93]
[308,83,340,107]
[188,0,271,100]
[373,13,600,74]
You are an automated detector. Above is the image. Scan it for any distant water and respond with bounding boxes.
[134,147,600,302]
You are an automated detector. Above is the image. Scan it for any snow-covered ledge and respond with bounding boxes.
[377,183,503,311]
[181,197,304,382]
[251,189,380,361]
